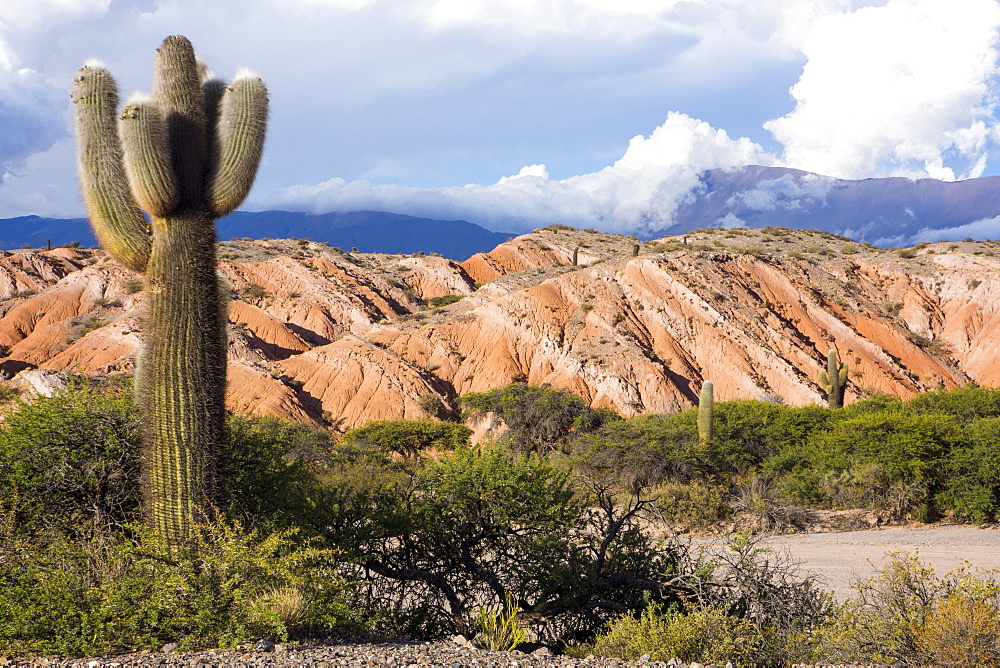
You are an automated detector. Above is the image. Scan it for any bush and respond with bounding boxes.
[427,294,463,307]
[812,552,1000,665]
[341,445,678,643]
[651,481,730,527]
[0,377,141,538]
[582,602,762,665]
[0,523,361,657]
[460,383,619,454]
[340,419,472,459]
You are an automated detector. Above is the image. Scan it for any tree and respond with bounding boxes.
[72,36,268,546]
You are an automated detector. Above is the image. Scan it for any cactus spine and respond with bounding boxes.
[819,348,848,408]
[72,36,268,546]
[698,380,714,442]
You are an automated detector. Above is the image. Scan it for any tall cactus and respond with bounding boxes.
[819,348,849,408]
[72,36,268,546]
[697,380,714,442]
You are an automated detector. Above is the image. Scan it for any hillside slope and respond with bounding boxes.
[1,228,996,430]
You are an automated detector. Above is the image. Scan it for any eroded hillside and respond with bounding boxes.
[1,228,996,430]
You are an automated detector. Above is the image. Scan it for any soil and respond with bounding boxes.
[760,521,1000,599]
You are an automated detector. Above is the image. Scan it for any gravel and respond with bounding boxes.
[1,639,679,668]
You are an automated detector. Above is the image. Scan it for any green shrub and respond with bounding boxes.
[581,602,762,665]
[341,445,677,642]
[340,419,472,458]
[811,553,1000,665]
[651,481,730,526]
[427,293,463,307]
[0,377,141,538]
[0,522,361,657]
[460,383,619,454]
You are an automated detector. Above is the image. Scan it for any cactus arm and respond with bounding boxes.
[698,380,714,442]
[71,63,151,272]
[207,71,269,217]
[153,36,208,206]
[119,95,178,217]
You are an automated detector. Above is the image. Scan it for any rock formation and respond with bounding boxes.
[1,228,996,431]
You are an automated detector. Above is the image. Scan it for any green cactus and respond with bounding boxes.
[72,36,268,546]
[697,380,714,442]
[819,348,849,408]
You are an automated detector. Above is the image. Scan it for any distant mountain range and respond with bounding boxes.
[4,166,1000,256]
[667,165,1000,246]
[0,211,515,261]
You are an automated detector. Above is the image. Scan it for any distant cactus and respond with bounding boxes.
[819,348,848,408]
[72,36,268,547]
[572,246,579,266]
[698,380,714,442]
[631,244,639,257]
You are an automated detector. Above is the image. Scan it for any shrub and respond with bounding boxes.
[342,446,678,643]
[428,293,463,307]
[0,377,141,538]
[812,553,1000,665]
[651,481,730,526]
[340,419,472,459]
[582,602,762,665]
[243,283,267,299]
[461,383,620,454]
[0,523,361,657]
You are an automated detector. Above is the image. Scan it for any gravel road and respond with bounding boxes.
[762,522,1000,599]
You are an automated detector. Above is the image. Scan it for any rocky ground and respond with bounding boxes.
[1,638,710,668]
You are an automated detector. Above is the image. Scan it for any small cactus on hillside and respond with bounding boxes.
[72,36,268,547]
[698,380,714,442]
[819,348,849,408]
[572,246,579,266]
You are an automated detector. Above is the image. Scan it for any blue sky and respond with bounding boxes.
[2,0,1000,235]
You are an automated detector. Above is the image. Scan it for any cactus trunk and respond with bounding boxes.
[819,348,849,409]
[141,211,227,538]
[73,36,267,547]
[698,380,714,442]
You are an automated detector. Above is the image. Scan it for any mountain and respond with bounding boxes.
[2,228,997,432]
[7,168,1000,253]
[666,165,1000,246]
[217,211,514,260]
[0,211,514,261]
[0,215,94,250]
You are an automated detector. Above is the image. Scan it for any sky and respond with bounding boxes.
[2,0,1000,235]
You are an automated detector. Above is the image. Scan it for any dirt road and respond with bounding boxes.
[760,523,1000,598]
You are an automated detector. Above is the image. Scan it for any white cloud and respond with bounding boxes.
[259,112,776,234]
[765,0,1000,180]
[726,172,837,211]
[912,216,1000,243]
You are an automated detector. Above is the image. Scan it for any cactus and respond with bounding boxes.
[697,380,714,442]
[572,246,579,266]
[631,243,639,257]
[819,348,849,408]
[72,36,268,546]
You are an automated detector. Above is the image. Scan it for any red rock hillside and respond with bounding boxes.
[1,228,996,430]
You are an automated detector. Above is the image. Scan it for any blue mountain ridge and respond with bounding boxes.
[5,166,1000,256]
[0,211,515,262]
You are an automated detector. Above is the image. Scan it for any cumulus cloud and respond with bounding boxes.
[0,48,67,185]
[765,0,1000,181]
[911,216,1000,244]
[726,173,837,211]
[259,112,776,234]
